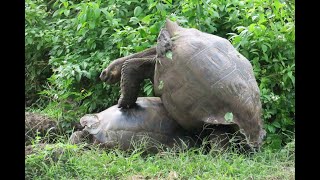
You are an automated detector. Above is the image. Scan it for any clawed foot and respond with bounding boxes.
[118,97,136,109]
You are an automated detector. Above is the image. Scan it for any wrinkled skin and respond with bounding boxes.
[117,57,156,108]
[99,47,157,108]
[101,19,266,150]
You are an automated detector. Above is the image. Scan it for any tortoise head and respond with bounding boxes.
[99,60,122,84]
[80,114,101,135]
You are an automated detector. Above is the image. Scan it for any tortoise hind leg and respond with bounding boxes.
[118,57,156,108]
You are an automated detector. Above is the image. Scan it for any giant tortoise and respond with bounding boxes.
[70,97,196,150]
[100,19,266,149]
[70,97,236,150]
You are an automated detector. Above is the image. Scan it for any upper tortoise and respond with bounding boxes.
[100,19,266,149]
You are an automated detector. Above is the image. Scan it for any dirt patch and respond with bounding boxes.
[126,171,179,180]
[25,112,58,144]
[25,112,57,132]
[167,171,179,180]
[25,143,47,156]
[25,112,83,145]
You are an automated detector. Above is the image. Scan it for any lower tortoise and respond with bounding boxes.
[70,97,237,150]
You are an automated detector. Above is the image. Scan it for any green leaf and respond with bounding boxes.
[147,88,153,96]
[134,6,143,17]
[101,27,108,35]
[36,44,41,50]
[144,82,153,96]
[26,37,32,44]
[80,14,87,23]
[64,10,70,17]
[57,49,63,56]
[273,121,281,128]
[78,37,83,43]
[129,17,140,24]
[157,3,166,16]
[248,24,256,32]
[101,9,112,20]
[77,24,82,31]
[53,9,61,17]
[148,1,158,10]
[139,29,147,38]
[224,112,233,122]
[111,19,119,27]
[219,5,224,11]
[141,14,152,24]
[158,80,164,90]
[261,44,267,53]
[89,21,95,29]
[83,62,88,69]
[287,71,295,85]
[164,0,172,4]
[76,73,81,82]
[150,22,161,35]
[91,43,96,49]
[263,53,269,62]
[267,125,276,133]
[213,11,219,18]
[274,0,282,11]
[63,1,68,8]
[84,71,91,79]
[74,65,81,73]
[165,51,173,60]
[270,137,282,149]
[94,8,100,19]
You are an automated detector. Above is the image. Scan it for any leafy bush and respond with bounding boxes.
[25,0,294,148]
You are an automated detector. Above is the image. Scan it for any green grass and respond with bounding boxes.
[25,138,294,180]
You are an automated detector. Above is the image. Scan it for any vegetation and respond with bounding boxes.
[25,0,295,178]
[25,137,295,179]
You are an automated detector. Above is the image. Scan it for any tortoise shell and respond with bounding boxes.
[154,19,265,148]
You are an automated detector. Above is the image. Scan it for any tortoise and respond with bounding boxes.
[70,97,236,150]
[70,97,198,150]
[100,19,266,149]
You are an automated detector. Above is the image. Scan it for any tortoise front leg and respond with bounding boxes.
[100,47,156,84]
[118,58,156,108]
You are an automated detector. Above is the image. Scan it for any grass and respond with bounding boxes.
[25,137,295,180]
